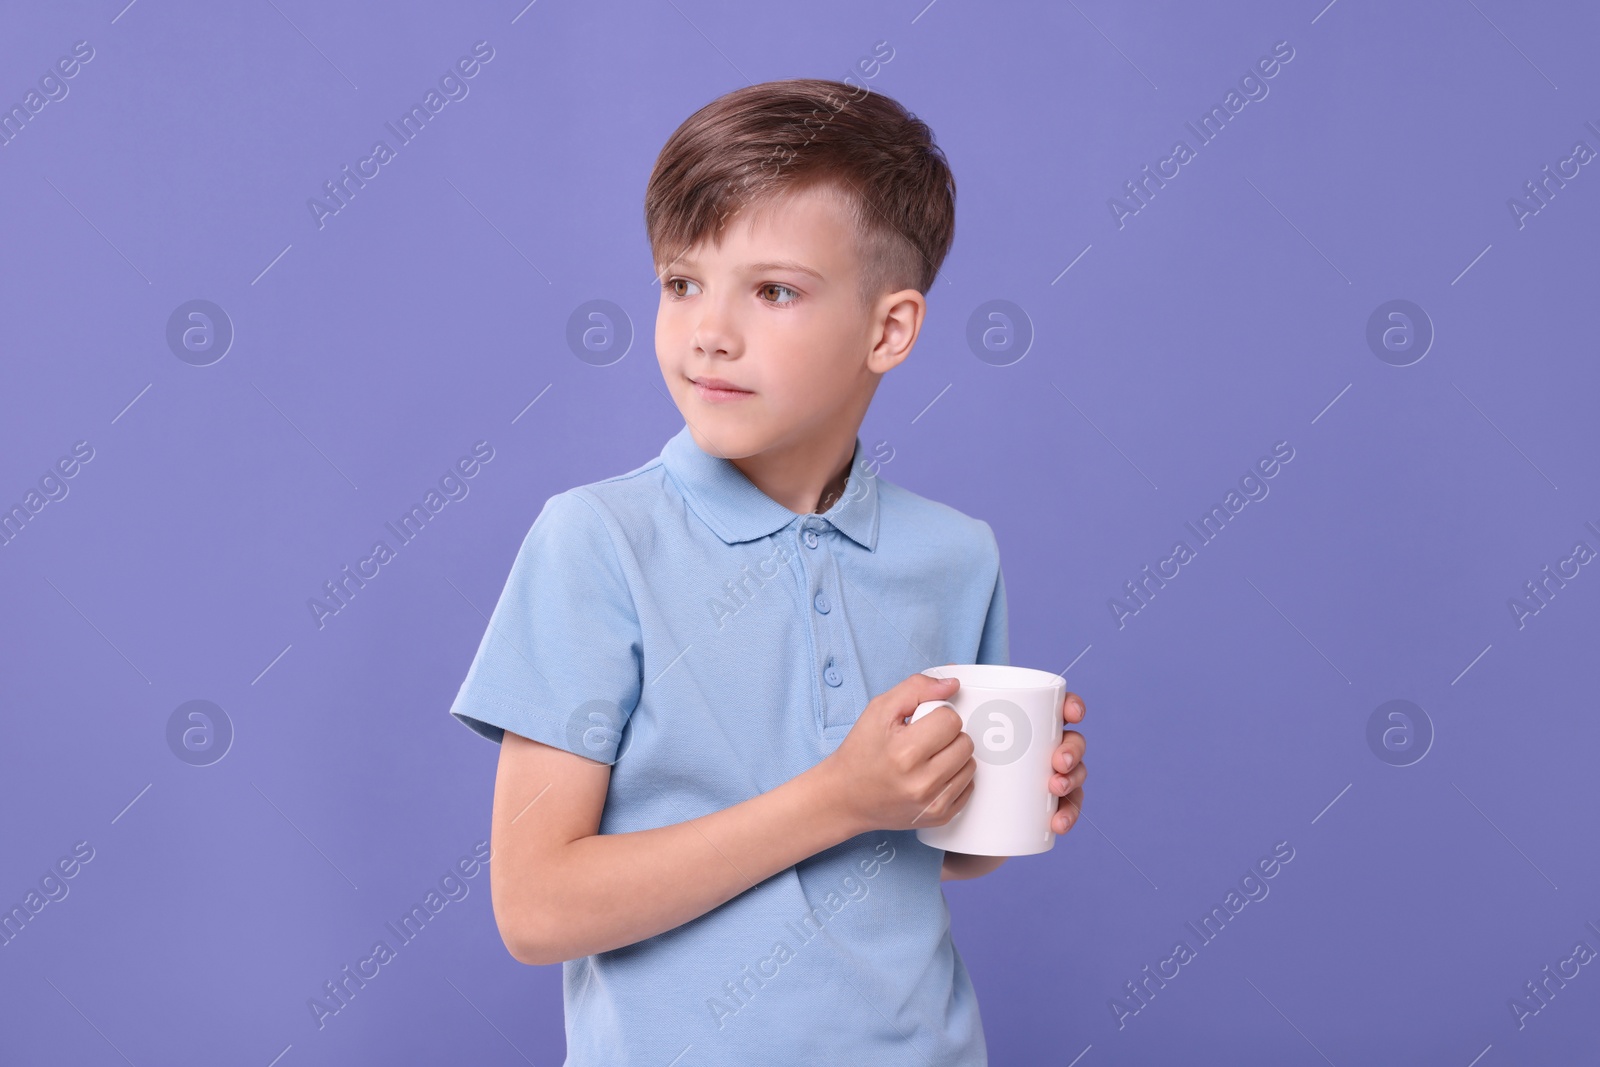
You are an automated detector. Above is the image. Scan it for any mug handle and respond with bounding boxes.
[908,699,956,724]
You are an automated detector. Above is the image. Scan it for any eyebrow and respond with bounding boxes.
[671,257,825,281]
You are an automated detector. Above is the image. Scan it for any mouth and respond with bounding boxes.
[688,375,754,402]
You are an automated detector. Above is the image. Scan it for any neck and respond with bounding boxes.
[729,431,858,517]
[812,461,853,514]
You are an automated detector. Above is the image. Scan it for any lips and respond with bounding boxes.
[689,376,755,404]
[689,376,751,393]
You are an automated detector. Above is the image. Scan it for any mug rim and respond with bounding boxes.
[921,663,1065,690]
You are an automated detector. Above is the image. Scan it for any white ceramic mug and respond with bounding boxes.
[907,664,1067,857]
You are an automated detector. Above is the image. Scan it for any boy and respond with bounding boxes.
[449,78,1088,1065]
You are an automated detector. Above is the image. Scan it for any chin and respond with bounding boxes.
[686,421,767,460]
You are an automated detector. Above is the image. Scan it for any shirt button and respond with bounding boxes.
[813,591,830,614]
[824,664,842,687]
[804,529,819,549]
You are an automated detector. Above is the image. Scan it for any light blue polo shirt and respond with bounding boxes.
[449,423,1009,1066]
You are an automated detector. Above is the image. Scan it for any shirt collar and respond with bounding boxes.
[660,424,880,551]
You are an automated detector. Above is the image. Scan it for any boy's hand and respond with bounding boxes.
[820,673,976,836]
[1051,692,1088,835]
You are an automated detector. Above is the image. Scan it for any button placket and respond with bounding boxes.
[798,519,857,732]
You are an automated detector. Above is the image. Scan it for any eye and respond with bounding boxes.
[663,277,700,299]
[759,283,799,305]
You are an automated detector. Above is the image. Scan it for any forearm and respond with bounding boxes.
[940,851,1007,881]
[524,762,859,963]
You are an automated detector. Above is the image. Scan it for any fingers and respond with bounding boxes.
[951,774,977,815]
[911,753,976,827]
[944,760,978,821]
[1053,729,1085,775]
[901,687,965,756]
[894,673,961,726]
[1050,758,1086,798]
[1054,784,1084,835]
[925,727,975,789]
[1063,691,1087,724]
[902,707,965,771]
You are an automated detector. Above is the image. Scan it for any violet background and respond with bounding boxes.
[2,1,1597,1064]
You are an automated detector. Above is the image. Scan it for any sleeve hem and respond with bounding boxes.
[448,688,619,764]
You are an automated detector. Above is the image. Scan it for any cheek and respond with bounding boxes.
[781,319,855,381]
[655,314,679,369]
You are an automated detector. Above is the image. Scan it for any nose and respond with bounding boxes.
[690,289,739,360]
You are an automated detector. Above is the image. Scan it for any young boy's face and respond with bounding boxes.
[654,183,917,464]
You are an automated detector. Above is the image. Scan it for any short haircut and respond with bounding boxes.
[644,78,956,308]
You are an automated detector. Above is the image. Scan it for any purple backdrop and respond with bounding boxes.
[2,0,1597,1063]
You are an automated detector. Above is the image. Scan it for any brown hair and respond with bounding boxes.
[644,78,956,307]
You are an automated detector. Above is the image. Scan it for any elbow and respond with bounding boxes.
[505,908,576,966]
[494,892,565,966]
[501,918,561,967]
[491,845,589,965]
[500,920,541,966]
[507,940,553,968]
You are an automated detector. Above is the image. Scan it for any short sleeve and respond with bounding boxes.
[975,527,1010,667]
[448,490,643,762]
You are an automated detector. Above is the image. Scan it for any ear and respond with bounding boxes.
[867,288,926,374]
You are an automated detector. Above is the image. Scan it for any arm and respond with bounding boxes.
[941,851,1007,881]
[490,729,862,966]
